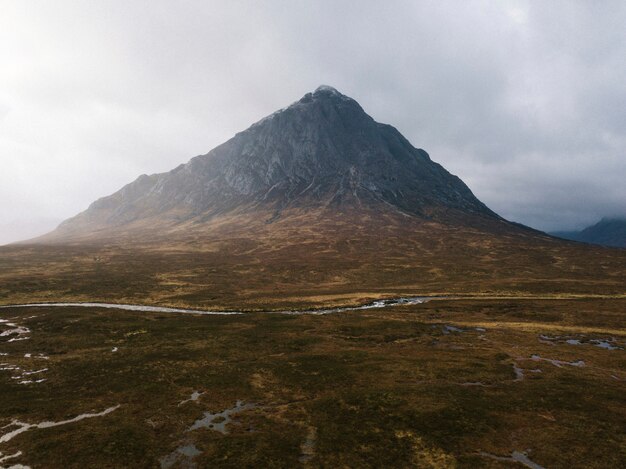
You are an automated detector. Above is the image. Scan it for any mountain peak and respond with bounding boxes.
[50,87,499,239]
[313,84,343,96]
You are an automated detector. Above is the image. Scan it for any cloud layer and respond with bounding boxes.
[1,1,625,243]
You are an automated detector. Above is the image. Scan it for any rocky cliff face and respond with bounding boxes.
[54,86,499,237]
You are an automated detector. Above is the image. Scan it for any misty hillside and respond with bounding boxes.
[551,218,626,248]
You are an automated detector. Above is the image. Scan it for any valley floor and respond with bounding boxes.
[1,298,624,468]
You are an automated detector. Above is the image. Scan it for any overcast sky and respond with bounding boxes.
[1,1,625,244]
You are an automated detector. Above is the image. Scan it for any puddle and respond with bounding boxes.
[20,354,48,361]
[0,405,120,467]
[1,358,48,385]
[0,451,22,464]
[0,450,29,469]
[21,368,47,376]
[187,400,255,434]
[160,443,201,469]
[299,426,317,463]
[460,382,490,387]
[0,327,30,339]
[511,362,542,382]
[161,399,256,468]
[529,355,585,368]
[17,379,46,385]
[179,391,204,406]
[539,335,622,350]
[589,339,621,350]
[1,318,52,388]
[0,405,120,444]
[479,450,545,469]
[0,365,20,372]
[6,337,29,343]
[1,317,32,349]
[441,325,487,335]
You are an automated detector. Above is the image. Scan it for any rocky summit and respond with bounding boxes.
[51,86,499,239]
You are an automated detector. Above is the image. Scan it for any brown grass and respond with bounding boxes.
[0,298,624,467]
[1,207,625,309]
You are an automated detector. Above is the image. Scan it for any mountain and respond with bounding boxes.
[7,86,626,309]
[49,85,500,240]
[552,218,626,248]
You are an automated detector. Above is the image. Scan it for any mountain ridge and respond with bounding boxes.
[551,217,626,248]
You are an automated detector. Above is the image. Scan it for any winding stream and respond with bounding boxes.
[0,406,121,444]
[479,450,546,469]
[0,297,431,316]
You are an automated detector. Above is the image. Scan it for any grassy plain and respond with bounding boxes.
[1,209,625,467]
[1,209,626,310]
[1,298,624,468]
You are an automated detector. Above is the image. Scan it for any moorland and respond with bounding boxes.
[1,298,624,468]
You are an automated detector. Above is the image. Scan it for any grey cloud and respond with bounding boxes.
[1,0,625,244]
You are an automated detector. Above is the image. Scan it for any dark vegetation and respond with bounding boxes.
[1,299,625,468]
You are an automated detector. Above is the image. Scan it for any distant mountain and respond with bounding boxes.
[552,218,626,248]
[46,85,503,240]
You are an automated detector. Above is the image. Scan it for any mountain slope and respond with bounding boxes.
[552,218,626,248]
[49,86,499,240]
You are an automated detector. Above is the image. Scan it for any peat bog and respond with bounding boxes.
[1,298,624,468]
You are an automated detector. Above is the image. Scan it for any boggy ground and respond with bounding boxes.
[2,209,626,310]
[1,298,624,468]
